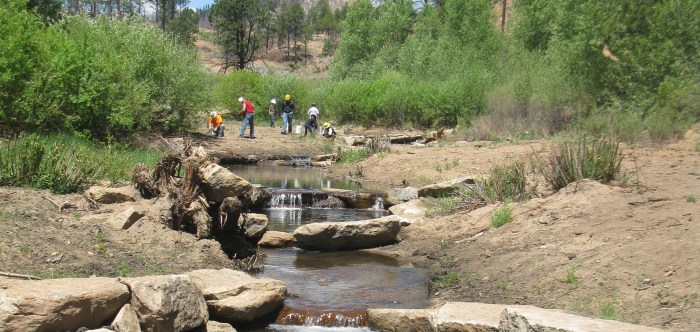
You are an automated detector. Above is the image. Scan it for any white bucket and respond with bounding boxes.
[295,125,302,134]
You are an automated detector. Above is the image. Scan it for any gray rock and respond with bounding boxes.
[258,231,297,248]
[417,177,476,198]
[111,304,140,332]
[324,188,385,209]
[0,277,129,332]
[312,196,346,209]
[388,187,418,203]
[343,135,366,146]
[293,215,401,251]
[200,164,253,203]
[243,185,271,208]
[187,269,286,323]
[241,213,268,240]
[108,205,148,230]
[84,186,137,204]
[120,275,208,332]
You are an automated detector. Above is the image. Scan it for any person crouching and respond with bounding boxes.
[208,111,224,137]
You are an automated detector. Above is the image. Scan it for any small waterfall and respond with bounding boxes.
[275,307,368,327]
[270,192,303,209]
[372,196,384,211]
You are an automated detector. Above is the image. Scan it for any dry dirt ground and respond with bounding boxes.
[1,127,699,331]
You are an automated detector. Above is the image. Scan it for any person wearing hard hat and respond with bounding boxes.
[322,122,336,140]
[268,99,277,127]
[280,94,296,135]
[238,97,255,139]
[208,111,224,137]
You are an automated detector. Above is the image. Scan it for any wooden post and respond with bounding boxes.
[501,0,506,32]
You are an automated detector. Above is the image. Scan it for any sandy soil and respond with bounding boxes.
[1,127,698,331]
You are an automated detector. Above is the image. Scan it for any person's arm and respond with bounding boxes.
[239,103,246,116]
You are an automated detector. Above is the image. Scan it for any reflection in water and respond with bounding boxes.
[260,326,373,332]
[263,208,387,232]
[226,165,364,190]
[256,249,429,312]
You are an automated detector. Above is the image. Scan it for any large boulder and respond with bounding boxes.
[417,177,476,198]
[200,164,253,203]
[120,275,208,332]
[84,186,137,204]
[293,215,401,251]
[388,199,427,224]
[111,304,140,332]
[187,269,286,323]
[258,231,297,248]
[388,134,423,144]
[0,277,129,332]
[107,205,148,230]
[387,187,418,203]
[241,213,268,240]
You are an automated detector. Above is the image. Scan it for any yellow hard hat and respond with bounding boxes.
[285,94,291,101]
[323,122,330,129]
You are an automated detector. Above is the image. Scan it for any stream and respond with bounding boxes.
[225,164,429,331]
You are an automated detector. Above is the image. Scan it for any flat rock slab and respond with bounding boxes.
[368,302,664,332]
[187,269,286,323]
[417,177,476,198]
[293,215,401,251]
[242,213,269,240]
[0,277,129,332]
[121,275,208,332]
[388,198,427,224]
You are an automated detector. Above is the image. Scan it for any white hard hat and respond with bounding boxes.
[210,111,216,117]
[238,97,244,103]
[271,99,276,104]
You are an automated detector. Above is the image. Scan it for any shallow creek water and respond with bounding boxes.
[225,164,429,331]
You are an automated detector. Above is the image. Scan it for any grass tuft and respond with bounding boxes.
[686,194,697,203]
[434,271,460,289]
[338,147,372,164]
[490,204,513,228]
[530,137,624,190]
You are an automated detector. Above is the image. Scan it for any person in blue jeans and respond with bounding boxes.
[238,97,255,138]
[280,94,295,135]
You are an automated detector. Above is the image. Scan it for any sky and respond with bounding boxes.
[187,0,215,10]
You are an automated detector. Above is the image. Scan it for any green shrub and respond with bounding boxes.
[490,204,513,228]
[338,147,372,163]
[530,137,624,190]
[434,271,460,289]
[0,9,210,140]
[0,133,161,193]
[480,162,528,203]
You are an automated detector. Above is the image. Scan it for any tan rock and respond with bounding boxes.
[200,321,237,332]
[388,198,427,224]
[417,177,476,198]
[0,277,129,332]
[121,275,208,332]
[200,163,253,203]
[108,205,148,230]
[187,269,286,323]
[84,186,137,204]
[293,215,401,251]
[367,308,437,332]
[111,304,140,332]
[258,231,297,248]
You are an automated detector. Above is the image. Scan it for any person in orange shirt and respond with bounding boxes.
[208,111,224,137]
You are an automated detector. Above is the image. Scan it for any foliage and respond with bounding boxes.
[0,9,210,139]
[480,162,528,203]
[686,194,697,203]
[434,271,460,289]
[338,147,372,164]
[0,133,161,193]
[490,204,513,228]
[168,8,199,45]
[565,265,579,287]
[210,0,266,71]
[426,195,462,217]
[530,137,625,190]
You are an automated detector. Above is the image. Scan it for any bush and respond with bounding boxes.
[480,162,528,203]
[0,8,210,140]
[530,137,624,190]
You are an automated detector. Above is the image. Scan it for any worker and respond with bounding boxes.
[268,99,277,127]
[208,111,224,137]
[322,122,336,140]
[280,94,295,135]
[238,97,255,139]
[305,102,319,136]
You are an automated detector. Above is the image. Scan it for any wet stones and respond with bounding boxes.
[293,215,402,251]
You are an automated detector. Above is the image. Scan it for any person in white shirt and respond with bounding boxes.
[305,102,320,136]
